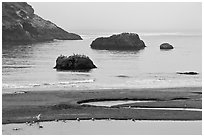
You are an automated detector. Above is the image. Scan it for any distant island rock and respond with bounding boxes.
[160,43,174,49]
[54,54,97,71]
[90,33,146,50]
[2,2,82,44]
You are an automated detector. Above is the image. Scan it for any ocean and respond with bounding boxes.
[2,32,202,93]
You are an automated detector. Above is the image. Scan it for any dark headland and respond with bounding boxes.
[2,2,82,44]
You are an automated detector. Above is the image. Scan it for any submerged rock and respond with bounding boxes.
[2,2,82,44]
[54,54,97,70]
[160,43,174,49]
[90,33,146,50]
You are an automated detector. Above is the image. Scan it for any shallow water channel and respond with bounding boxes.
[81,100,154,107]
[80,100,202,111]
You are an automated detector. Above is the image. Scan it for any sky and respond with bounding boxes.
[29,2,202,34]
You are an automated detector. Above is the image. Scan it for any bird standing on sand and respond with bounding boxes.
[39,125,43,128]
[76,118,80,121]
[91,118,95,121]
[36,114,41,121]
[13,128,20,130]
[33,114,41,121]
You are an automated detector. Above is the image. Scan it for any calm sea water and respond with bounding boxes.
[2,32,202,93]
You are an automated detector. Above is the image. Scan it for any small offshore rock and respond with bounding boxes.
[176,71,199,75]
[160,43,174,49]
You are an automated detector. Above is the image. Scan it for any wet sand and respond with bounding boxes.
[2,120,202,135]
[2,87,202,124]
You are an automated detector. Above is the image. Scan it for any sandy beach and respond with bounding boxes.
[2,120,202,135]
[2,87,202,124]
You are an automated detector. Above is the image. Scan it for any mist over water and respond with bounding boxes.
[2,32,202,93]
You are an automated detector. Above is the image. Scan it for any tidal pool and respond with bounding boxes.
[81,100,155,107]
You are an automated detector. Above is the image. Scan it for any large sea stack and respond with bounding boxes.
[54,54,97,71]
[2,2,82,44]
[90,33,146,50]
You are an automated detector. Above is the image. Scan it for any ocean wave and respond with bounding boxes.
[2,65,33,69]
[116,75,130,78]
[28,83,41,87]
[3,79,95,90]
[2,84,31,89]
[126,78,202,88]
[58,79,95,85]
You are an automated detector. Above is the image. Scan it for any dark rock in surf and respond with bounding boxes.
[2,2,82,44]
[160,43,174,49]
[54,54,97,71]
[176,71,199,75]
[90,33,146,50]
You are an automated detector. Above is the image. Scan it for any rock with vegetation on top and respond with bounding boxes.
[54,54,97,70]
[90,33,146,50]
[2,2,82,44]
[160,43,174,49]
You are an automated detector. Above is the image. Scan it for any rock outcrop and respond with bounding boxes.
[90,33,146,50]
[2,2,82,44]
[54,54,97,70]
[160,43,174,49]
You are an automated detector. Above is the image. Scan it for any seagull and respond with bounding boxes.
[33,114,41,121]
[91,118,95,121]
[26,121,33,126]
[131,119,135,122]
[13,128,20,130]
[76,118,80,121]
[36,114,41,121]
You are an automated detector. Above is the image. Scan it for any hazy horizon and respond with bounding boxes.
[30,2,202,34]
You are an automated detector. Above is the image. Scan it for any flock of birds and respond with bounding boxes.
[13,111,137,131]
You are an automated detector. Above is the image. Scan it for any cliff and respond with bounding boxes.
[2,2,82,44]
